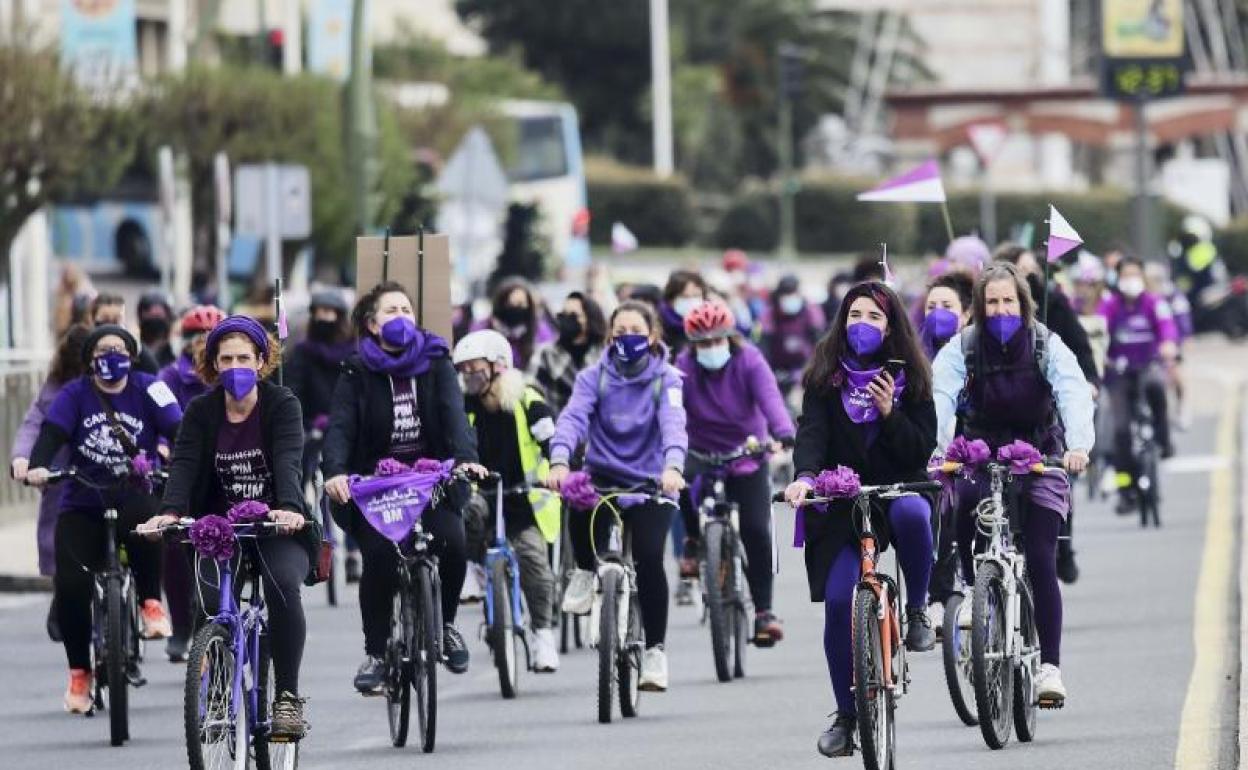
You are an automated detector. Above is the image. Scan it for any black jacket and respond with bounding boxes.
[1029,274,1099,386]
[322,354,477,479]
[286,341,347,428]
[160,381,314,557]
[793,385,937,602]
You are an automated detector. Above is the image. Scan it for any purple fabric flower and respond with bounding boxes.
[227,499,270,524]
[375,457,410,477]
[311,414,330,433]
[189,515,236,561]
[561,471,601,512]
[812,465,862,499]
[130,450,154,478]
[997,440,1043,475]
[412,457,446,474]
[946,436,991,466]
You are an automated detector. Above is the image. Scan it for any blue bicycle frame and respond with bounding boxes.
[483,482,526,637]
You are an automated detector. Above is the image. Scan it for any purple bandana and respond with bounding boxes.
[839,360,907,424]
[358,329,449,378]
[207,316,270,361]
[348,458,454,542]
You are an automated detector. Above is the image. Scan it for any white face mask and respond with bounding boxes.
[1119,276,1145,299]
[695,342,731,371]
[674,297,703,318]
[779,294,804,315]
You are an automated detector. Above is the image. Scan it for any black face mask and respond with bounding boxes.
[556,312,583,344]
[140,318,170,343]
[309,319,338,342]
[497,305,530,328]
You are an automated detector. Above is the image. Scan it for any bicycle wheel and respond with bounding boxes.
[731,536,749,679]
[185,623,236,770]
[414,565,439,753]
[619,583,642,718]
[255,635,300,770]
[852,586,894,770]
[386,590,412,748]
[941,593,978,726]
[971,561,1013,749]
[1013,578,1039,742]
[490,558,520,699]
[104,573,129,747]
[1139,447,1161,528]
[597,568,620,724]
[322,503,338,608]
[702,521,733,683]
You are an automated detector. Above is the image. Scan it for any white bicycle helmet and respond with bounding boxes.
[452,329,514,368]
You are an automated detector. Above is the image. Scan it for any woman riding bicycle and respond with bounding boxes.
[26,325,182,714]
[760,275,825,399]
[931,262,1095,711]
[321,281,486,694]
[546,300,688,693]
[676,300,794,646]
[782,281,938,758]
[141,315,313,738]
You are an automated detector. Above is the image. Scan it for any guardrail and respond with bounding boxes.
[0,364,48,517]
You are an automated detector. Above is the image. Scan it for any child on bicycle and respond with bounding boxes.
[931,262,1095,711]
[545,300,687,692]
[454,329,562,673]
[782,281,938,758]
[676,300,794,647]
[142,315,313,738]
[26,325,182,714]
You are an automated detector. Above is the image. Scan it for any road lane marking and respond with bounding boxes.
[1162,455,1231,474]
[1174,386,1239,769]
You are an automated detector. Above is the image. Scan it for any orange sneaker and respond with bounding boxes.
[141,599,172,639]
[64,669,93,714]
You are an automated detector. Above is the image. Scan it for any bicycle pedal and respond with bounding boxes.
[1037,697,1065,710]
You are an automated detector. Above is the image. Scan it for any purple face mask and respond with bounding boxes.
[846,322,884,357]
[220,367,258,400]
[985,314,1023,344]
[381,316,417,348]
[924,308,960,341]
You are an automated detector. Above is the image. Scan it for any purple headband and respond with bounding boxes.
[206,315,270,360]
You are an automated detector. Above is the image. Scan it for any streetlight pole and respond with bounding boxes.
[650,0,674,177]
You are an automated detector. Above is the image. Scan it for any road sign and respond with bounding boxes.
[1100,0,1186,101]
[966,122,1008,167]
[234,164,312,239]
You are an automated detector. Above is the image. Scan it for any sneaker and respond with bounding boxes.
[46,599,62,643]
[753,611,784,647]
[639,645,668,692]
[141,599,172,640]
[443,624,470,674]
[63,669,92,714]
[817,712,856,757]
[926,601,945,638]
[674,578,696,607]
[344,552,361,584]
[269,691,307,739]
[460,562,486,604]
[353,656,385,695]
[679,538,700,579]
[1057,549,1080,585]
[166,634,189,663]
[957,596,973,629]
[904,606,936,652]
[561,569,595,616]
[533,628,560,673]
[1036,663,1067,707]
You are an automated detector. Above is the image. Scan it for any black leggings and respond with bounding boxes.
[341,500,467,657]
[55,496,162,671]
[680,465,776,611]
[569,498,673,648]
[195,538,309,693]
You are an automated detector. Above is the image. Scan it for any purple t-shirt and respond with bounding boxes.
[389,376,424,463]
[211,406,273,513]
[44,373,182,510]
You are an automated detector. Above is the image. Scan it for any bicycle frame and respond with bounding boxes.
[848,490,907,699]
[482,482,528,648]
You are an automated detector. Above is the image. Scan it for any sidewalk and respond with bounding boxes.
[0,506,48,591]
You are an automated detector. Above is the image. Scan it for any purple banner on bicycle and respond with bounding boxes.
[349,459,454,543]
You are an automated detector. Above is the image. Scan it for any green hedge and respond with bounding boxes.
[586,159,696,247]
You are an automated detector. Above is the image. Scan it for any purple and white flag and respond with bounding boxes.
[348,459,453,543]
[857,160,947,203]
[1046,205,1083,263]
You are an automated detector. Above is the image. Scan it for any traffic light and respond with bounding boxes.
[266,29,284,69]
[778,43,805,100]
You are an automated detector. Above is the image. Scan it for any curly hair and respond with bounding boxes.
[49,324,92,385]
[351,281,412,339]
[194,330,282,386]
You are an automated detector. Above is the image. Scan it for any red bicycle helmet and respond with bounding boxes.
[684,300,736,341]
[181,305,225,334]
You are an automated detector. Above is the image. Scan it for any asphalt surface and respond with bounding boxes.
[0,377,1238,770]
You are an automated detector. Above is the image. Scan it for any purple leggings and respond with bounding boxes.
[822,495,932,715]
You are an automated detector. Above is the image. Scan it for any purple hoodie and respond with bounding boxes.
[1099,291,1178,373]
[550,350,688,486]
[676,343,794,459]
[158,352,208,408]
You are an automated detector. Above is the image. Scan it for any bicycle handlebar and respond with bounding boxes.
[935,457,1066,476]
[687,441,773,468]
[771,479,941,506]
[26,466,169,489]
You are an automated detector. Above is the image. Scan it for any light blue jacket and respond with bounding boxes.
[931,324,1096,454]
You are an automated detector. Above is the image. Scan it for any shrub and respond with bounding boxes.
[586,158,696,247]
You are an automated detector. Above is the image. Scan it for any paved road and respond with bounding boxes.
[0,366,1240,769]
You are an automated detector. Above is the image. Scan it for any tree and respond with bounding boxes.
[0,44,136,280]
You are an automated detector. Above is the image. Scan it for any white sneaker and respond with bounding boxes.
[1035,663,1067,705]
[926,601,945,637]
[561,569,595,615]
[533,629,560,673]
[957,596,973,629]
[639,645,668,692]
[460,562,486,603]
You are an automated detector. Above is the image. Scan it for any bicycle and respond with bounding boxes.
[687,440,771,683]
[162,514,302,770]
[937,448,1065,750]
[556,506,587,655]
[34,467,165,747]
[777,472,941,770]
[303,426,338,606]
[1122,369,1163,528]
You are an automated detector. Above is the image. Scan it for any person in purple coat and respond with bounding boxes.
[546,300,688,692]
[761,274,826,398]
[677,300,795,646]
[1098,255,1179,512]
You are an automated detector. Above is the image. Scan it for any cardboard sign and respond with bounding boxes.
[355,233,453,342]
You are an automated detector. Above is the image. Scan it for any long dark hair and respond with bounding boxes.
[566,291,607,347]
[802,281,932,402]
[49,324,91,385]
[351,281,412,339]
[491,277,543,364]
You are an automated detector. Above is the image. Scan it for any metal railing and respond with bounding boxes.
[0,363,48,517]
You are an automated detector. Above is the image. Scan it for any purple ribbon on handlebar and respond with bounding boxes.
[561,471,601,512]
[793,466,862,548]
[996,440,1043,475]
[348,459,454,543]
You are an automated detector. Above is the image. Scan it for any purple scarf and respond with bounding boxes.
[174,353,199,385]
[839,359,907,424]
[301,339,354,367]
[357,330,449,377]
